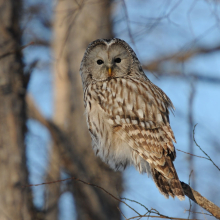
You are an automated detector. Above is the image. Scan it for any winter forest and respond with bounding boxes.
[0,0,220,220]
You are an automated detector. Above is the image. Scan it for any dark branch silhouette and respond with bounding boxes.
[142,44,220,73]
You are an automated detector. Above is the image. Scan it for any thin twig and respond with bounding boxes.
[136,211,149,220]
[200,207,208,220]
[0,41,34,60]
[185,210,212,217]
[24,177,141,217]
[121,0,139,57]
[121,198,171,219]
[121,198,151,212]
[188,80,196,219]
[193,124,220,171]
[127,215,197,220]
[142,44,220,72]
[117,207,128,220]
[121,0,135,46]
[188,170,193,219]
[24,177,197,220]
[176,149,208,160]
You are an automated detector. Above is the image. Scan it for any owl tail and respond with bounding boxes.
[151,167,185,201]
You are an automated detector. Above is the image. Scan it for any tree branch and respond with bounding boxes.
[181,182,220,219]
[26,94,86,174]
[142,44,220,73]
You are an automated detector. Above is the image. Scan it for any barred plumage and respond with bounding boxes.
[80,38,184,200]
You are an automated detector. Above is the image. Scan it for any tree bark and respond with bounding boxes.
[0,1,32,219]
[48,0,123,219]
[181,182,220,219]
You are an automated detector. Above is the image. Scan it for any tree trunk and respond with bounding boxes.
[49,0,123,219]
[0,1,32,219]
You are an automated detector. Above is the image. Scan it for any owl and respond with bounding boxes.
[80,38,184,200]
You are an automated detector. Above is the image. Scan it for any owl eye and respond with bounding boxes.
[114,58,121,63]
[97,59,104,65]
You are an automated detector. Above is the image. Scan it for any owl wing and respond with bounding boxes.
[115,124,184,200]
[94,77,184,200]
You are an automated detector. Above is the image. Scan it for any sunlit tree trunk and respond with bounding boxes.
[47,0,123,219]
[0,0,32,219]
[44,1,69,220]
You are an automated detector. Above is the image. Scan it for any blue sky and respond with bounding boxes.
[24,0,220,219]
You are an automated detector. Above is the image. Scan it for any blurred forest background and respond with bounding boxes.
[0,0,220,219]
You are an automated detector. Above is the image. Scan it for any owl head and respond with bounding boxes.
[80,38,144,88]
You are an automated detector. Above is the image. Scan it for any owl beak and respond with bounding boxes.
[108,67,112,77]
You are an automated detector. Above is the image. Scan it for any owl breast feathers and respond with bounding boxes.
[80,38,184,200]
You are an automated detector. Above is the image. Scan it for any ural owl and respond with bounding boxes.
[80,38,184,200]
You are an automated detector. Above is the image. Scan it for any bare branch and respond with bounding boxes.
[181,182,220,219]
[127,215,196,220]
[188,170,193,219]
[25,177,196,220]
[26,94,85,173]
[142,44,220,73]
[185,210,213,217]
[176,149,208,160]
[117,207,128,220]
[146,72,220,85]
[25,176,141,217]
[0,41,34,60]
[193,124,220,171]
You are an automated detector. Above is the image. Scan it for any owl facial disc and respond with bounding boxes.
[82,39,133,81]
